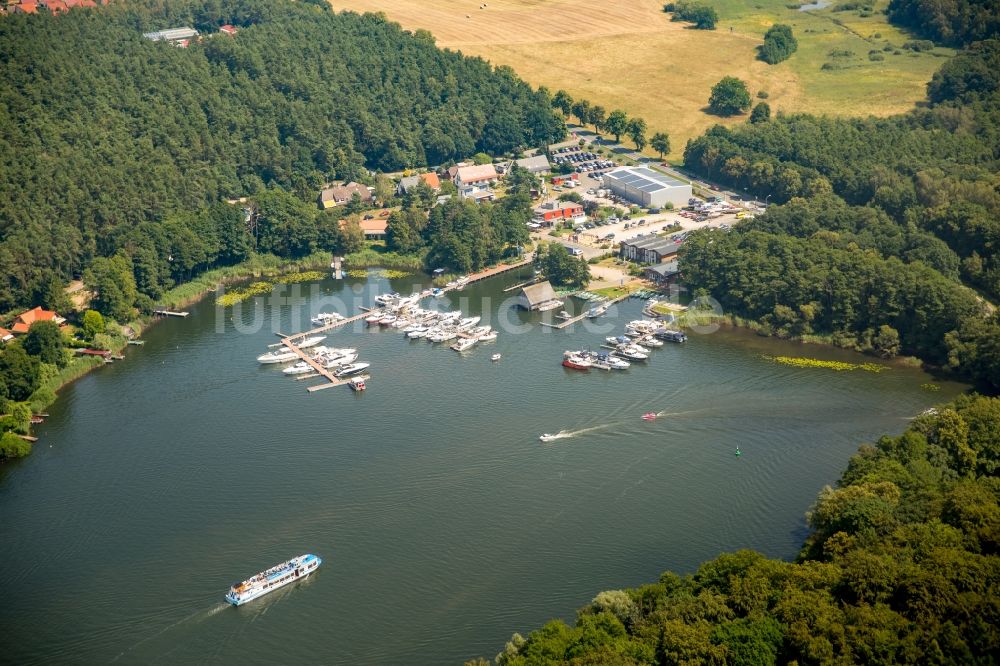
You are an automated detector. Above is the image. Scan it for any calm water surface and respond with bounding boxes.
[0,271,966,664]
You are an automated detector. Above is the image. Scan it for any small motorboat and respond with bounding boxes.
[586,305,608,318]
[451,337,477,352]
[491,353,502,362]
[562,355,591,370]
[539,433,559,442]
[557,310,572,320]
[479,331,497,342]
[310,312,344,326]
[642,412,657,421]
[735,447,742,457]
[365,313,382,325]
[348,378,366,391]
[335,362,370,378]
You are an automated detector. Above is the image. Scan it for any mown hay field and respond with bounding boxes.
[334,0,951,158]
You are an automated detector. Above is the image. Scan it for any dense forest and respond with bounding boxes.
[476,395,1000,665]
[392,169,536,274]
[0,0,564,313]
[682,40,1000,389]
[887,0,1000,46]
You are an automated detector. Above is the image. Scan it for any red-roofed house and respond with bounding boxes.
[14,2,39,13]
[397,171,442,196]
[46,0,69,14]
[10,306,66,335]
[339,218,388,240]
[0,327,13,344]
[219,24,238,35]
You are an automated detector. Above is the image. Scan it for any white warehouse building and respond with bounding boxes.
[602,166,692,208]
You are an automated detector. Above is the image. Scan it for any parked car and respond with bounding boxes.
[570,248,584,257]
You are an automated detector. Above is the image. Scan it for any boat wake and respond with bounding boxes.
[111,603,231,662]
[539,424,613,442]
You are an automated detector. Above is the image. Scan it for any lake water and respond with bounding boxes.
[0,270,966,664]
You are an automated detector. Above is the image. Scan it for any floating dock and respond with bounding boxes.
[540,294,631,329]
[153,308,189,317]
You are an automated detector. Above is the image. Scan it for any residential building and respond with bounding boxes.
[619,236,680,264]
[397,172,441,195]
[14,2,38,13]
[513,154,551,175]
[0,327,13,344]
[341,217,388,240]
[518,281,558,310]
[11,306,66,335]
[644,260,680,285]
[602,166,692,208]
[319,182,373,209]
[453,164,498,189]
[142,27,199,42]
[459,187,496,203]
[532,202,585,226]
[219,24,238,35]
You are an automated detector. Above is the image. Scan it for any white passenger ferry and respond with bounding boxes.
[225,554,321,606]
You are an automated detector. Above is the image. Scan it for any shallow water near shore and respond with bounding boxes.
[0,270,967,664]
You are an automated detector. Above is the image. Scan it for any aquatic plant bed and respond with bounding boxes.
[763,356,888,373]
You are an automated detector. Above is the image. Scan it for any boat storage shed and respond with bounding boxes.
[518,281,558,310]
[602,166,692,208]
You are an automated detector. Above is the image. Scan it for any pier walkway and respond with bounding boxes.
[539,294,631,330]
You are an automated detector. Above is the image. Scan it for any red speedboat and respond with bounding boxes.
[562,355,591,371]
[641,412,657,420]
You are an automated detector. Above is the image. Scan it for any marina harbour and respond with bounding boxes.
[0,268,968,665]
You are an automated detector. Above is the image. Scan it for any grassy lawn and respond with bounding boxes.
[333,0,950,158]
[591,285,637,299]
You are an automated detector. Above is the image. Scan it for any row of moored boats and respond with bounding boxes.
[364,302,498,352]
[562,319,686,371]
[256,334,369,387]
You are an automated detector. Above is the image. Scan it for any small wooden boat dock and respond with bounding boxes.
[277,309,382,391]
[454,258,533,289]
[540,294,630,330]
[153,308,189,317]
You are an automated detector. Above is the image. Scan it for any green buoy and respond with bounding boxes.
[735,447,742,457]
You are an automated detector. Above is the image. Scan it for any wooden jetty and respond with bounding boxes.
[539,294,630,330]
[503,275,543,293]
[127,339,145,346]
[306,373,370,392]
[276,309,381,390]
[153,308,189,317]
[450,258,533,290]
